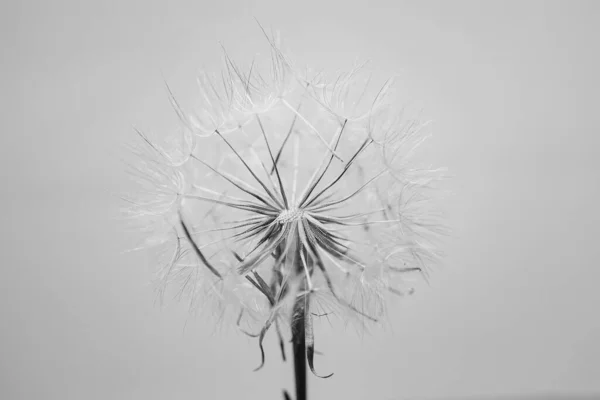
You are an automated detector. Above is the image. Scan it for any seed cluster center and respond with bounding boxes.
[276,208,304,224]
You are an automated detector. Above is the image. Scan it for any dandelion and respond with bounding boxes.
[122,25,447,400]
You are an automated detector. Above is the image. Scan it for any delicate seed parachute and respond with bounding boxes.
[122,28,447,376]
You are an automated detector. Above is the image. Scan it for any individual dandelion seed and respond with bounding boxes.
[123,25,447,400]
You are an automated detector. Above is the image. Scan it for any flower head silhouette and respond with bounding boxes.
[123,26,447,399]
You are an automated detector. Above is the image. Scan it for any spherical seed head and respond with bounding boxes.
[124,27,448,340]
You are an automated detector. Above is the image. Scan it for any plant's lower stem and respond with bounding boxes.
[292,294,307,400]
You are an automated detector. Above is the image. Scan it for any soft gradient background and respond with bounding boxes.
[3,1,599,399]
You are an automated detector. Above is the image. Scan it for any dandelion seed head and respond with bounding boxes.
[123,25,448,369]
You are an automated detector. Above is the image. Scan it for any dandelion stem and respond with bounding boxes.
[292,288,308,400]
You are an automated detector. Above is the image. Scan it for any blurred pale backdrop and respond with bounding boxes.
[2,1,599,399]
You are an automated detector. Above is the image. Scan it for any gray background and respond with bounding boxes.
[2,1,599,399]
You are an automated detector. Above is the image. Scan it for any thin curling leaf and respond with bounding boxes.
[237,308,263,338]
[304,293,333,379]
[248,264,288,363]
[250,300,288,371]
[253,317,275,372]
